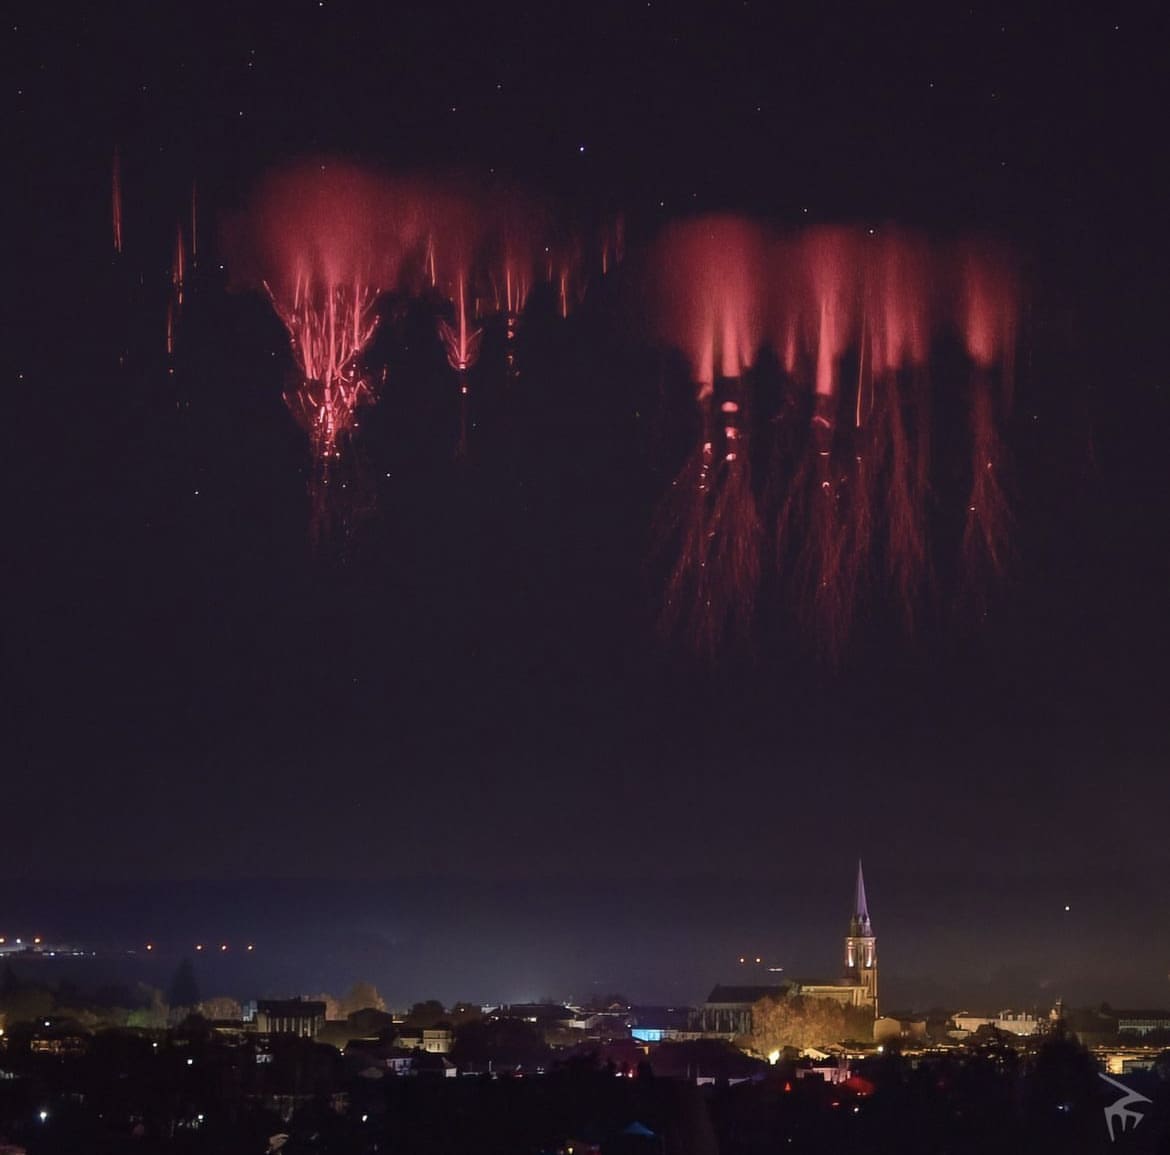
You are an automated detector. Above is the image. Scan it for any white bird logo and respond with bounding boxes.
[1099,1072,1151,1142]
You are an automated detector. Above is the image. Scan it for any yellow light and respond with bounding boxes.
[146,943,154,951]
[768,1050,780,1065]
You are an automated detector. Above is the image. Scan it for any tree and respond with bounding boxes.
[0,983,54,1025]
[450,1017,550,1070]
[126,987,169,1030]
[404,999,446,1028]
[308,992,343,1021]
[337,982,385,1018]
[167,958,200,1011]
[200,996,243,1021]
[747,995,855,1055]
[1026,1020,1099,1115]
[448,1001,483,1026]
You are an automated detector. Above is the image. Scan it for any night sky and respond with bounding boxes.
[5,1,1169,1008]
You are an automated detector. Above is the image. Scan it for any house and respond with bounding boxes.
[1116,1010,1170,1037]
[390,1024,454,1053]
[950,1010,1042,1038]
[254,999,327,1038]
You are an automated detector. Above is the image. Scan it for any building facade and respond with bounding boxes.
[697,985,791,1037]
[699,862,879,1038]
[791,861,878,1017]
[254,999,327,1038]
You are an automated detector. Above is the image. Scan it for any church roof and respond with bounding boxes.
[855,861,869,922]
[705,984,789,1006]
[850,860,874,936]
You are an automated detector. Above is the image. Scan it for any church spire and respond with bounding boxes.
[845,860,878,1016]
[851,856,870,940]
[861,861,870,936]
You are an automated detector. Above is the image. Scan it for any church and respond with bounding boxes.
[697,862,878,1038]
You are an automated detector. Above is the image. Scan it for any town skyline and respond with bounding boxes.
[1,861,1166,1013]
[6,4,1168,1147]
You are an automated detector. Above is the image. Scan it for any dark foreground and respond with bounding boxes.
[1,1023,1168,1154]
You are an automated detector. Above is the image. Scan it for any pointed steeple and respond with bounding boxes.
[845,860,877,1016]
[851,860,872,937]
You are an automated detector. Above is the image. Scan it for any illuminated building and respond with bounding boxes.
[791,862,878,1016]
[1116,1011,1170,1037]
[950,1010,1042,1038]
[698,985,790,1036]
[393,1025,454,1054]
[254,999,327,1038]
[698,862,879,1037]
